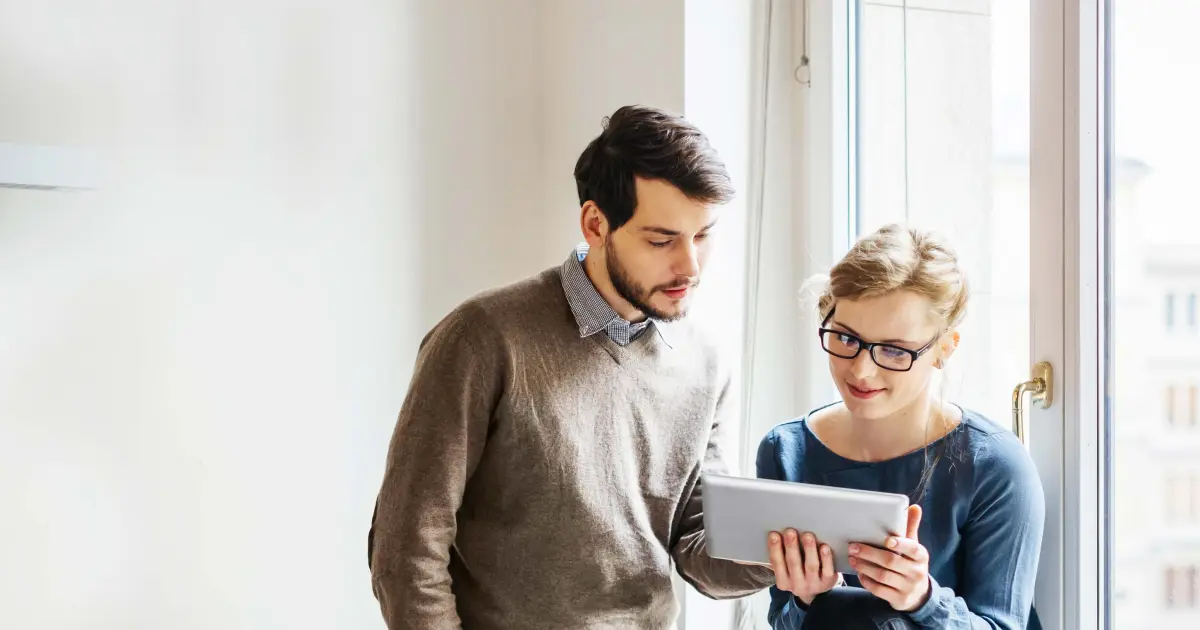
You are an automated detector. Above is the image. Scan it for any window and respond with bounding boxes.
[1193,473,1200,523]
[1168,385,1176,426]
[1167,472,1200,524]
[852,0,1030,428]
[1166,566,1176,608]
[1192,567,1200,608]
[1192,385,1198,427]
[1167,474,1181,521]
[827,1,1200,626]
[1165,385,1199,429]
[1165,565,1200,609]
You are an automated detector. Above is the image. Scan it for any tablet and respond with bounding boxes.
[702,473,909,575]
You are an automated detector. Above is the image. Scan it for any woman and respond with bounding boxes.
[757,224,1044,629]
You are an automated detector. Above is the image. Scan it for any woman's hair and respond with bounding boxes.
[808,223,971,502]
[814,223,969,331]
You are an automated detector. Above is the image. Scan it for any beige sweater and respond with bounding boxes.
[369,268,774,629]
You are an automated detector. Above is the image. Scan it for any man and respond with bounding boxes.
[368,104,775,629]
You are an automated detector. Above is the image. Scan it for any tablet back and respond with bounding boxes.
[702,473,909,575]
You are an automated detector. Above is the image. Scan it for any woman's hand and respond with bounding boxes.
[849,504,932,612]
[765,528,842,605]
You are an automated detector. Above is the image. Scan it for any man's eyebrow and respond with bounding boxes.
[831,320,914,345]
[638,219,720,237]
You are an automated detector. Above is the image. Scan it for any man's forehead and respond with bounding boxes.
[627,199,720,232]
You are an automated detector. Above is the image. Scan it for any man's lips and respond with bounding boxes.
[661,285,691,299]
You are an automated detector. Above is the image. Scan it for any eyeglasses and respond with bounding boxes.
[817,309,938,372]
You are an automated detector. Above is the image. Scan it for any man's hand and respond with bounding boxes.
[849,504,932,612]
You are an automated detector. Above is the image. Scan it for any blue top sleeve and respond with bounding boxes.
[756,429,809,630]
[905,433,1046,630]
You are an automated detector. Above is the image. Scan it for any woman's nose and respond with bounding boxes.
[851,350,878,379]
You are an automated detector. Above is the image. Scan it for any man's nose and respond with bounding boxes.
[674,241,700,278]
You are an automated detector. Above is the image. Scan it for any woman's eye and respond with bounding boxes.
[649,240,671,248]
[838,334,858,346]
[880,346,908,359]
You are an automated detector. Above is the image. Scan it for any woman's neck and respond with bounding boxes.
[821,396,960,463]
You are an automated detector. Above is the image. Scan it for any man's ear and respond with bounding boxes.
[580,201,609,248]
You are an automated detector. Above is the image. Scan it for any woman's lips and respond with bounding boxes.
[847,383,885,399]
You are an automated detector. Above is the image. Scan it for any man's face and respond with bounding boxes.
[603,177,720,321]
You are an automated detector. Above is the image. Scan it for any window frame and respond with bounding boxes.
[817,0,1112,627]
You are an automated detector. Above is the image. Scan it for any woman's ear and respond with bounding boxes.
[934,330,961,369]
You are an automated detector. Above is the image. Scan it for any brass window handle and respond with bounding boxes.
[1012,362,1054,445]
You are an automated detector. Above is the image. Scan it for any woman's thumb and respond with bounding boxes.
[906,504,922,541]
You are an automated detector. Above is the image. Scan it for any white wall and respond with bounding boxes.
[0,1,759,629]
[0,1,548,628]
[540,0,686,260]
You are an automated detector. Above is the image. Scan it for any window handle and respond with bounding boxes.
[1012,361,1053,446]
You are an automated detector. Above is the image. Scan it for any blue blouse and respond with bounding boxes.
[756,406,1045,630]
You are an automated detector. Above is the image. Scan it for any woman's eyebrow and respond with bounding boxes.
[832,320,914,345]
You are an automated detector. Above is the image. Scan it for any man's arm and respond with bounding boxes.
[368,304,505,629]
[671,375,777,599]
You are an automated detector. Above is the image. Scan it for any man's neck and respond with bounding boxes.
[582,250,647,323]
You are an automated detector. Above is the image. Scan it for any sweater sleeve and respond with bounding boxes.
[368,304,506,629]
[671,373,777,598]
[906,433,1046,630]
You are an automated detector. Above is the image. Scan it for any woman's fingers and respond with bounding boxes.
[768,530,844,599]
[905,504,922,542]
[851,554,909,591]
[885,536,929,564]
[783,529,805,581]
[857,571,901,607]
[801,533,821,576]
[851,543,905,575]
[767,532,791,590]
[819,544,835,581]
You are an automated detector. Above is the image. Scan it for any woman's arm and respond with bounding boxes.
[756,429,809,630]
[905,432,1046,630]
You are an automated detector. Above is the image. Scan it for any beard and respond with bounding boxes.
[605,240,696,322]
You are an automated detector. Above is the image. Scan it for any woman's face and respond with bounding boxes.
[824,291,954,421]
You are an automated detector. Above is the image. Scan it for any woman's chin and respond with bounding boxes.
[842,394,892,418]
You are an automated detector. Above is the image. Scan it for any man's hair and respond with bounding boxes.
[573,105,734,231]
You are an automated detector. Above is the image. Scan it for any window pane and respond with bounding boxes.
[1168,385,1176,427]
[1111,1,1200,626]
[855,0,1029,427]
[1192,566,1200,608]
[1167,567,1177,608]
[1185,384,1195,427]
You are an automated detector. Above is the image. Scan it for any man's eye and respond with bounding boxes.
[649,241,671,248]
[695,232,709,241]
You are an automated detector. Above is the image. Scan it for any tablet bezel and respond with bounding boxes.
[701,473,910,575]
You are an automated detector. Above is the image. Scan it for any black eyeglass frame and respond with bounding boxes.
[817,308,940,373]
